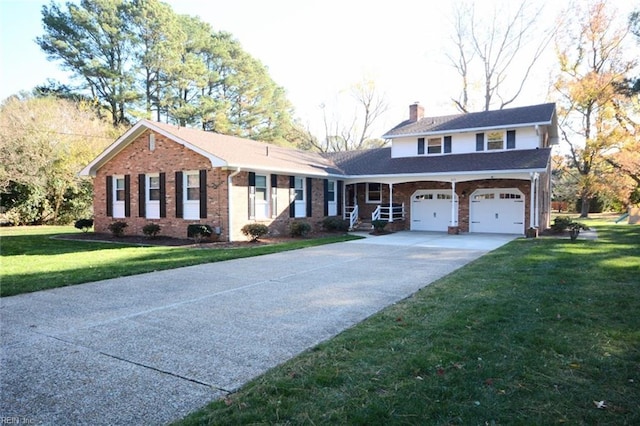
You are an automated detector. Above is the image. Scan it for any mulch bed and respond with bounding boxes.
[55,231,342,248]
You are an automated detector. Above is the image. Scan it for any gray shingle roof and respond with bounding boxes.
[326,148,551,176]
[383,103,556,138]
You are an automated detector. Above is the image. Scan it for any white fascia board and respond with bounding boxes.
[382,121,552,139]
[226,163,344,179]
[342,167,549,184]
[79,121,148,176]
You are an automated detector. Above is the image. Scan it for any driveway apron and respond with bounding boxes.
[1,232,515,425]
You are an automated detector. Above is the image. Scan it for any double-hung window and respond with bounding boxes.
[427,138,442,154]
[146,174,160,219]
[487,131,504,150]
[183,171,200,219]
[113,176,126,218]
[255,174,268,219]
[366,183,381,203]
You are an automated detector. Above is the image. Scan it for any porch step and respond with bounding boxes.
[351,220,372,231]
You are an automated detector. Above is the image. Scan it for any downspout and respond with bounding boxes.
[227,168,241,242]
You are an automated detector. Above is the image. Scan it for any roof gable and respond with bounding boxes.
[383,103,556,138]
[80,120,342,177]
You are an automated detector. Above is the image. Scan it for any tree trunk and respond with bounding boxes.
[580,195,590,218]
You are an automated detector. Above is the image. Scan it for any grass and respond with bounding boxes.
[176,218,640,425]
[0,226,360,297]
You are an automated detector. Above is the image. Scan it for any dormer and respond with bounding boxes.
[383,103,558,159]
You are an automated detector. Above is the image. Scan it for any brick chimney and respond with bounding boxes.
[409,102,424,121]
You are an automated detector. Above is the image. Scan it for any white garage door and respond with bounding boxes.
[470,188,524,234]
[411,190,458,231]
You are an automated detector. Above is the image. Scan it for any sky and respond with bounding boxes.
[0,0,636,138]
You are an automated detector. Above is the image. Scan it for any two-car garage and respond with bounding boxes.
[410,188,525,234]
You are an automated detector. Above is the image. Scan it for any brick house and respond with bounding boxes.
[80,102,557,241]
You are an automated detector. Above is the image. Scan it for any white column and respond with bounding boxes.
[389,183,394,222]
[451,179,457,226]
[535,174,540,228]
[529,173,536,229]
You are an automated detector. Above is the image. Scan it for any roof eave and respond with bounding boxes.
[344,166,549,182]
[382,120,554,139]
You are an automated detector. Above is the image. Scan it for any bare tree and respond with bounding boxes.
[307,78,389,152]
[447,0,556,112]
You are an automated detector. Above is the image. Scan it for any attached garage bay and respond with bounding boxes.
[469,188,525,234]
[411,190,458,231]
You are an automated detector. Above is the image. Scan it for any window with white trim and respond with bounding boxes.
[487,131,504,150]
[186,171,200,201]
[115,177,125,201]
[148,175,160,201]
[367,183,381,203]
[427,138,442,154]
[327,180,336,202]
[255,174,268,219]
[146,174,160,219]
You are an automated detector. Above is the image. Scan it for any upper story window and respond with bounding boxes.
[487,131,504,150]
[428,138,442,154]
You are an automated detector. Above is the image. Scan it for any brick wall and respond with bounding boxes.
[94,129,230,240]
[350,178,541,234]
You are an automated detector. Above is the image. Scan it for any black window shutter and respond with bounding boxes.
[175,171,183,218]
[289,176,295,218]
[138,174,146,218]
[444,136,452,153]
[337,180,344,216]
[507,130,516,149]
[323,179,329,216]
[248,172,256,220]
[306,178,312,217]
[476,133,485,151]
[270,174,278,218]
[124,175,131,217]
[159,172,166,218]
[106,175,113,217]
[199,169,207,219]
[417,137,425,155]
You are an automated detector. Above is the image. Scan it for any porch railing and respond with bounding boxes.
[372,203,405,222]
[346,204,359,230]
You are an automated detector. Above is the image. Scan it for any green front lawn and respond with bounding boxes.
[178,220,640,425]
[0,226,359,297]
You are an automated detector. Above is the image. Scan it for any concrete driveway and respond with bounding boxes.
[1,232,516,425]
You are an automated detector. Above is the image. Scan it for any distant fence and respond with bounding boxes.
[551,201,569,212]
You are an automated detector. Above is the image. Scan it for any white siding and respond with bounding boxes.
[390,126,542,158]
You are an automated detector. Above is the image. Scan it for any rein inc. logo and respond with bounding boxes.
[1,418,36,425]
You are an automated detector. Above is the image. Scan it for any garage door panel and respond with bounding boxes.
[470,189,524,234]
[411,191,457,232]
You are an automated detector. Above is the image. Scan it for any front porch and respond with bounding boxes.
[340,176,547,235]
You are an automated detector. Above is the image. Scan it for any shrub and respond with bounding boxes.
[142,223,161,238]
[551,216,588,234]
[241,223,269,242]
[187,224,213,242]
[322,217,349,232]
[108,221,128,237]
[290,221,312,237]
[372,220,388,232]
[74,218,94,233]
